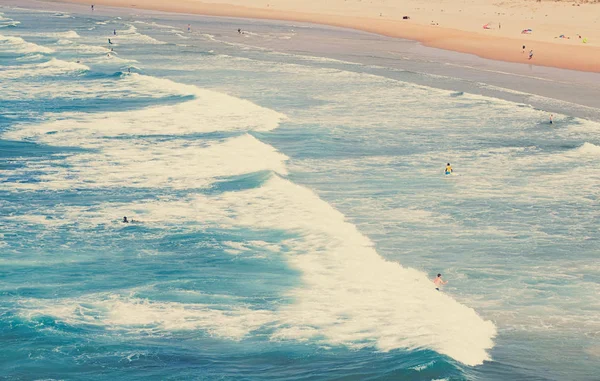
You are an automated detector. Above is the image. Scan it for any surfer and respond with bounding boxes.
[108,38,113,45]
[445,163,453,175]
[123,216,129,223]
[433,274,447,291]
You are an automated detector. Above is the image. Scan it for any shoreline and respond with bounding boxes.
[48,0,600,73]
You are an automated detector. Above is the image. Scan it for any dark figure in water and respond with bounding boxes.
[91,4,94,11]
[108,38,112,45]
[113,29,117,36]
[549,114,553,124]
[238,28,241,34]
[123,216,129,223]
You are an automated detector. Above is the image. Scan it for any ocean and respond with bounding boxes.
[1,2,599,380]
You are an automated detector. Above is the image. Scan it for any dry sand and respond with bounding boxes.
[54,0,600,72]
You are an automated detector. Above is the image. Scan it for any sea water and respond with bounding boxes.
[1,4,599,381]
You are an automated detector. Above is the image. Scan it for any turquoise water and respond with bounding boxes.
[1,5,600,380]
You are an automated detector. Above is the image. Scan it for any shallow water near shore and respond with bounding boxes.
[1,3,600,380]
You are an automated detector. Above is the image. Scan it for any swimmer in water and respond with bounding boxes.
[445,163,453,175]
[433,274,448,291]
[123,216,129,223]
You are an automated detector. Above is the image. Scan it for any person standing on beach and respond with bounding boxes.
[522,45,525,53]
[528,50,533,60]
[433,274,448,291]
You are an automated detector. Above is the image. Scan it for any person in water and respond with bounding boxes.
[445,163,453,175]
[433,274,448,291]
[108,38,112,45]
[123,216,129,223]
[549,114,553,124]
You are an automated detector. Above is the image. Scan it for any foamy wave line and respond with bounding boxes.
[0,58,89,80]
[2,74,287,190]
[22,30,80,39]
[575,142,600,156]
[0,13,20,28]
[19,175,497,366]
[0,34,55,54]
[112,25,166,45]
[20,294,274,339]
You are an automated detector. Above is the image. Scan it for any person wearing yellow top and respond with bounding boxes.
[445,163,453,175]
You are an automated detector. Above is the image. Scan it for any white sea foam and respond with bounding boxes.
[22,30,81,39]
[0,13,20,28]
[55,41,110,54]
[20,175,496,365]
[133,20,177,29]
[20,294,274,339]
[2,74,287,190]
[7,74,495,365]
[0,58,89,79]
[111,25,166,45]
[5,74,284,138]
[0,21,20,28]
[0,34,54,54]
[17,134,286,191]
[0,72,189,101]
[575,142,600,156]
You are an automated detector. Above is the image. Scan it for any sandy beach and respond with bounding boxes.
[50,0,600,72]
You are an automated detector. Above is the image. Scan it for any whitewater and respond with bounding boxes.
[1,3,599,381]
